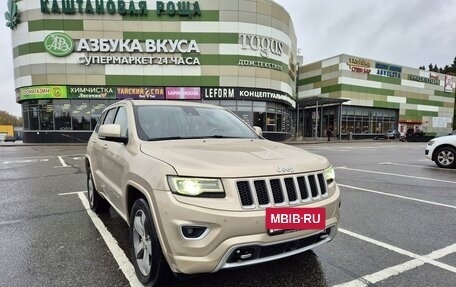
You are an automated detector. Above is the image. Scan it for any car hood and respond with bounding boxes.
[140,139,330,178]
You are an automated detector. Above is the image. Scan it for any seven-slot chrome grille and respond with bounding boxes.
[236,172,328,209]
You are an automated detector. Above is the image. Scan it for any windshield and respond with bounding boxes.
[135,105,259,141]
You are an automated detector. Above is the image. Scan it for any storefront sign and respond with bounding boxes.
[202,87,296,108]
[68,86,116,99]
[44,32,75,57]
[239,34,284,57]
[445,75,455,93]
[350,66,371,74]
[43,33,202,66]
[430,73,439,80]
[375,62,402,78]
[76,38,200,54]
[156,1,201,18]
[117,87,165,100]
[40,0,148,16]
[376,69,401,78]
[5,0,19,30]
[375,62,402,73]
[79,56,200,66]
[408,75,440,85]
[238,59,282,71]
[75,38,200,66]
[166,87,201,100]
[19,86,67,101]
[348,57,371,68]
[347,58,371,74]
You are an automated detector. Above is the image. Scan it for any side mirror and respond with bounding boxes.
[99,124,128,144]
[253,126,263,136]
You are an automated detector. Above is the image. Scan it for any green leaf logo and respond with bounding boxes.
[44,32,75,57]
[4,0,19,30]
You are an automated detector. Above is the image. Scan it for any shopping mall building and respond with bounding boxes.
[11,0,298,142]
[297,54,455,139]
[8,1,455,143]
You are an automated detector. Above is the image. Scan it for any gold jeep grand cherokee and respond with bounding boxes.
[85,100,341,286]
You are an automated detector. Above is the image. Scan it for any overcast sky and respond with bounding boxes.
[1,0,456,117]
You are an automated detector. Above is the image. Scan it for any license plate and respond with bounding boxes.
[266,207,326,232]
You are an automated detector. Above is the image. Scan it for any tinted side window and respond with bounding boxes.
[103,108,118,125]
[113,107,128,138]
[94,110,107,133]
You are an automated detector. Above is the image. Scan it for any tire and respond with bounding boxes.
[434,146,456,169]
[87,167,110,213]
[129,198,171,287]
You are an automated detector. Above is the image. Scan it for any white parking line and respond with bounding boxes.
[333,228,456,286]
[336,167,456,184]
[76,192,143,287]
[338,184,456,209]
[2,159,49,164]
[59,191,87,196]
[378,162,456,171]
[57,156,69,167]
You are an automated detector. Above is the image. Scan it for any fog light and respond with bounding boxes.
[319,228,331,240]
[228,247,258,263]
[181,226,208,239]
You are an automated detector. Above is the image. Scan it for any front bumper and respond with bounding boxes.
[150,186,341,274]
[425,147,433,160]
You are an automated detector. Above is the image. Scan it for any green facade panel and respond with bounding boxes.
[298,75,321,86]
[434,90,456,99]
[14,42,46,58]
[106,75,219,86]
[367,74,401,85]
[28,19,84,32]
[321,84,394,96]
[406,98,444,107]
[123,32,239,44]
[373,101,400,109]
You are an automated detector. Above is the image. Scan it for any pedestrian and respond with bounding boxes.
[327,128,332,141]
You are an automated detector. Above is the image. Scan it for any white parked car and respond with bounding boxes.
[425,135,456,168]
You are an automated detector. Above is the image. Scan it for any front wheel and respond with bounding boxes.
[129,198,171,286]
[434,146,456,168]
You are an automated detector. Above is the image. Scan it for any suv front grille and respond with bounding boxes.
[235,172,328,209]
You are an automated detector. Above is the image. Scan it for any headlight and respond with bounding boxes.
[324,166,335,185]
[167,176,225,198]
[427,140,435,146]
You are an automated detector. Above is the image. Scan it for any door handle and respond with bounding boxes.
[92,139,97,143]
[102,144,108,149]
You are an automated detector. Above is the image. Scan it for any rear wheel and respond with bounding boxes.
[87,167,109,213]
[129,198,171,286]
[434,146,456,168]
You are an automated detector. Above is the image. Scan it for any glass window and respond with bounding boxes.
[90,101,108,130]
[28,104,39,130]
[39,101,54,130]
[22,106,30,130]
[135,105,258,141]
[54,100,72,130]
[72,101,91,130]
[113,107,128,137]
[341,106,398,134]
[103,108,118,125]
[266,113,276,131]
[277,112,283,132]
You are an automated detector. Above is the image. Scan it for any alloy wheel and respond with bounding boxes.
[132,209,152,276]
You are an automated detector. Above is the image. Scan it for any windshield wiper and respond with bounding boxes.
[147,135,247,141]
[147,136,185,141]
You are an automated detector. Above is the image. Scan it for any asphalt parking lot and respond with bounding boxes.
[0,141,455,287]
